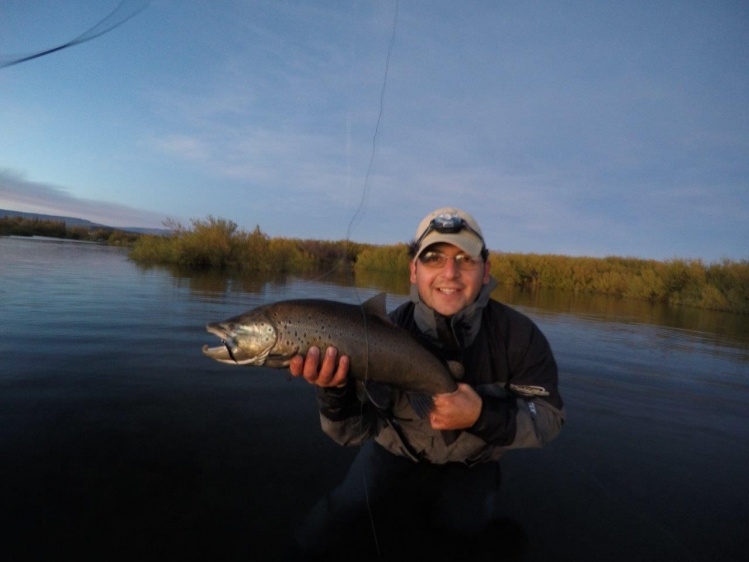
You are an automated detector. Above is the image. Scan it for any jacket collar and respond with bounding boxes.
[409,276,497,347]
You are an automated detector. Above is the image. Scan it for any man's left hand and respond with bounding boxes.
[430,383,482,430]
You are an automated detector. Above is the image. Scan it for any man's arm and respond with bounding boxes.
[465,304,565,449]
[289,346,379,446]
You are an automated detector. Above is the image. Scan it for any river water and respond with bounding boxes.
[1,236,747,561]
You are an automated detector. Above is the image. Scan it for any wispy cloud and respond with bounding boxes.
[1,1,745,261]
[0,169,169,228]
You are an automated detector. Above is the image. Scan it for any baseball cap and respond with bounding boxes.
[413,207,486,260]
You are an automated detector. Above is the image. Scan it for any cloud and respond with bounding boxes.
[0,169,169,228]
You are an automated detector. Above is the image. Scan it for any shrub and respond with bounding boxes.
[126,216,748,315]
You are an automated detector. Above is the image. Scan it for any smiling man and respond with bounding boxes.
[289,207,565,557]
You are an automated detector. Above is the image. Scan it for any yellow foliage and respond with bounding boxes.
[127,216,749,314]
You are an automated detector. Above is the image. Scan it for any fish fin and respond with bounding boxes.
[440,429,461,446]
[407,392,434,419]
[406,394,461,444]
[446,360,465,380]
[363,381,392,409]
[361,292,388,320]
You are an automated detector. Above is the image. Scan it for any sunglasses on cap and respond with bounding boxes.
[415,213,485,248]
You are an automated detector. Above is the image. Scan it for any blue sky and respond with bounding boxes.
[1,0,747,261]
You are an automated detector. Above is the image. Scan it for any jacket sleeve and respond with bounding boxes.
[468,389,565,449]
[315,382,381,447]
[510,397,565,449]
[467,305,565,449]
[314,304,412,447]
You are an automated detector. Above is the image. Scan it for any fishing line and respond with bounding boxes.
[0,0,150,69]
[309,0,398,286]
[346,1,399,557]
[344,0,399,243]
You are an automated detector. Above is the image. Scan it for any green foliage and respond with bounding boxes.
[106,229,140,246]
[0,216,139,245]
[128,215,747,314]
[130,217,238,269]
[130,219,364,274]
[6,213,746,314]
[354,244,411,275]
[0,216,67,237]
[489,253,748,314]
[128,232,175,263]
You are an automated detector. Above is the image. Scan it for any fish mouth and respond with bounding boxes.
[201,340,240,363]
[203,323,242,364]
[203,323,269,365]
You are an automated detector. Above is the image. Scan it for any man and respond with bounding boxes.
[289,207,565,556]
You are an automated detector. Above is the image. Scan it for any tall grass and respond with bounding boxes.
[0,216,140,245]
[489,252,748,314]
[353,246,748,313]
[129,217,368,274]
[354,243,412,275]
[127,217,748,314]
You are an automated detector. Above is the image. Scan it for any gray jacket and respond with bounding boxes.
[316,279,565,465]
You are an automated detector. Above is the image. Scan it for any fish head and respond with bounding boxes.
[202,312,278,365]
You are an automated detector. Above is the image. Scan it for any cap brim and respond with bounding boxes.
[414,231,484,260]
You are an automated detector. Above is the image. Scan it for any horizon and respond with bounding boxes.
[1,1,747,262]
[4,206,746,265]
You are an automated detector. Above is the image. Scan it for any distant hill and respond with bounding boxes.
[0,209,168,235]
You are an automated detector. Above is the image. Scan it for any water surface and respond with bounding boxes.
[1,237,747,561]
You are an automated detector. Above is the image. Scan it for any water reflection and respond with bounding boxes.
[140,256,749,349]
[2,236,748,561]
[136,255,749,379]
[489,285,749,344]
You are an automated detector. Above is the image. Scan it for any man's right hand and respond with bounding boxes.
[289,346,350,388]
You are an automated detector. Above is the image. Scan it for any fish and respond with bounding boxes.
[202,293,460,397]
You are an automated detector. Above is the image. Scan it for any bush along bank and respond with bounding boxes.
[128,217,748,315]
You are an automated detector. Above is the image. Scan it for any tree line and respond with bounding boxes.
[128,217,747,315]
[5,215,746,314]
[0,215,140,245]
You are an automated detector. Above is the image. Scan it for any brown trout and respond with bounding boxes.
[202,293,459,396]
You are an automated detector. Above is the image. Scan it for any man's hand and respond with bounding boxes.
[289,346,350,388]
[430,383,483,430]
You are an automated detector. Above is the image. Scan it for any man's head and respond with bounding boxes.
[409,208,491,316]
[410,207,488,262]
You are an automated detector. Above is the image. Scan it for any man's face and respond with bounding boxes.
[409,243,491,317]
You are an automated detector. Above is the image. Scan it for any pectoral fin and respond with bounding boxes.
[407,393,461,446]
[407,392,433,419]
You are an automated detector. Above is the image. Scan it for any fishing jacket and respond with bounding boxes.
[315,279,565,465]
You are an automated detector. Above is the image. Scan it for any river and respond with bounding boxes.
[1,236,747,561]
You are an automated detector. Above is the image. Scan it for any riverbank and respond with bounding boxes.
[3,214,747,314]
[128,217,748,315]
[0,215,140,245]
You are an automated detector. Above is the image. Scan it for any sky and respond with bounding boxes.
[1,0,747,262]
